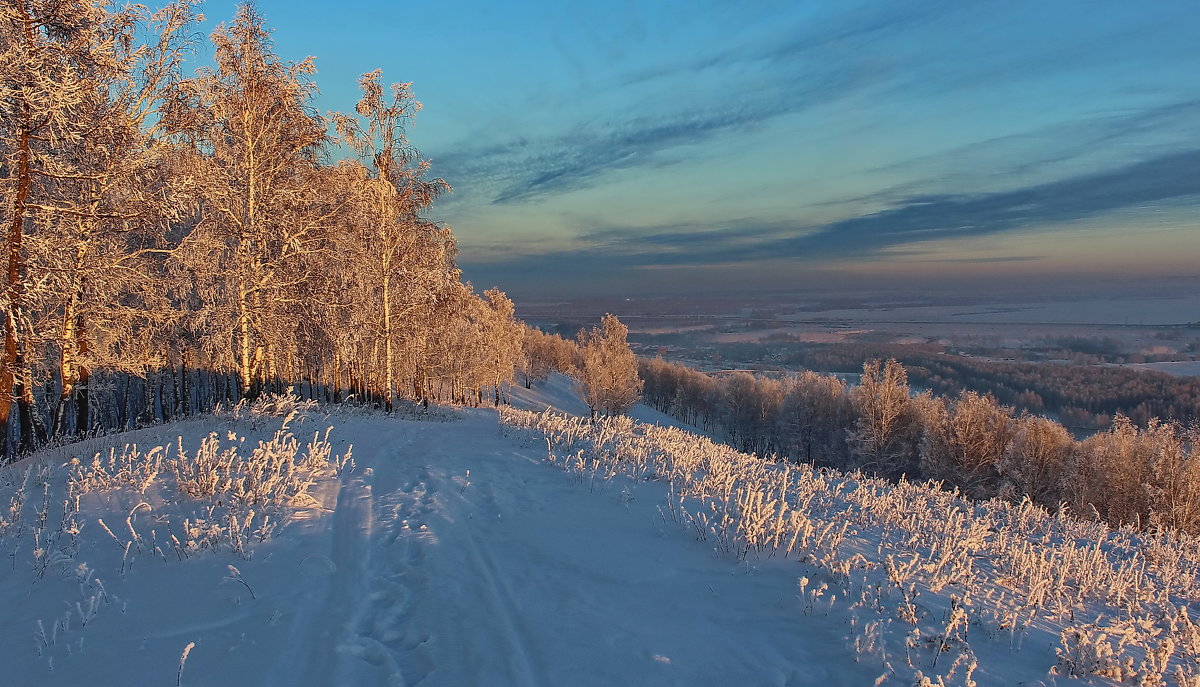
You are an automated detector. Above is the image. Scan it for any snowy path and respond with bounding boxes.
[2,404,878,685]
[8,389,1182,684]
[286,412,876,687]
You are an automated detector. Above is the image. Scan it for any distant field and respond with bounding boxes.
[1128,361,1200,377]
[779,295,1200,326]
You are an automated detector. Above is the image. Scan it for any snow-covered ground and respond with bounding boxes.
[509,372,694,430]
[2,383,1196,685]
[1,395,874,686]
[1126,361,1200,378]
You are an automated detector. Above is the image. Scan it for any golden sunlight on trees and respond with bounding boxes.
[330,69,451,412]
[640,356,1200,535]
[1,0,201,453]
[168,3,329,400]
[576,314,642,419]
[847,359,924,479]
[0,2,524,458]
[920,391,1014,499]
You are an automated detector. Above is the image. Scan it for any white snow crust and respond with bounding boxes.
[2,379,1193,685]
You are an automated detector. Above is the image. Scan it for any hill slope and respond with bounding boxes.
[0,400,873,685]
[2,388,1196,685]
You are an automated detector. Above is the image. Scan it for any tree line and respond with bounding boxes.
[521,314,643,419]
[698,341,1200,431]
[1,1,528,458]
[641,357,1200,533]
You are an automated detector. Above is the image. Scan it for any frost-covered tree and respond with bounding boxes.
[577,314,642,419]
[167,3,330,399]
[480,289,522,406]
[1066,416,1200,532]
[0,0,531,451]
[998,413,1072,505]
[1,0,200,452]
[40,1,200,436]
[720,372,783,456]
[920,391,1014,499]
[520,326,575,388]
[330,70,452,411]
[1,0,113,453]
[778,371,849,465]
[847,359,924,478]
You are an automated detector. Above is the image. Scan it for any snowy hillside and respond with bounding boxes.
[2,388,1198,686]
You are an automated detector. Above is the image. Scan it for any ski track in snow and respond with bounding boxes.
[273,411,875,687]
[4,390,883,686]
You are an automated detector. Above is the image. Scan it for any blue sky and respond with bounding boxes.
[198,0,1200,297]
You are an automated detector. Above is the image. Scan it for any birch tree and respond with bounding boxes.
[778,371,849,465]
[1,0,198,452]
[168,3,329,399]
[1,0,105,453]
[998,413,1072,505]
[40,1,200,436]
[920,391,1014,498]
[481,288,521,405]
[847,359,923,478]
[520,326,568,388]
[331,70,451,411]
[577,314,642,418]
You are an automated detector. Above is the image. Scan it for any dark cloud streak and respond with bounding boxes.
[431,4,947,206]
[463,148,1200,277]
[792,148,1200,258]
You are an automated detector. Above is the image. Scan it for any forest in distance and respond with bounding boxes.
[636,356,1200,533]
[682,341,1200,432]
[521,292,1200,433]
[5,0,1200,539]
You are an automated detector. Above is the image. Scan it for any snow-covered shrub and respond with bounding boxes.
[500,405,1200,686]
[247,388,318,430]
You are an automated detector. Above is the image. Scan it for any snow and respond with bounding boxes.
[1,382,1192,685]
[509,372,696,431]
[1,400,873,685]
[1126,361,1200,378]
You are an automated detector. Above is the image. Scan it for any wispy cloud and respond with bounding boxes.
[617,2,953,88]
[431,4,953,206]
[436,0,1200,298]
[434,2,1200,211]
[435,106,779,206]
[923,255,1041,264]
[865,98,1200,191]
[464,147,1200,276]
[435,69,869,206]
[790,148,1200,259]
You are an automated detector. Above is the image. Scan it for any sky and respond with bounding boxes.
[195,0,1200,298]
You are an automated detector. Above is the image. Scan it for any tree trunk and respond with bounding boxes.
[333,353,342,403]
[76,361,90,434]
[161,364,173,423]
[119,374,130,430]
[237,286,254,399]
[1,51,35,458]
[140,369,156,425]
[14,363,44,453]
[178,351,189,417]
[382,272,395,412]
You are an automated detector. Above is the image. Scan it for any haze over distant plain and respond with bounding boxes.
[200,0,1200,298]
